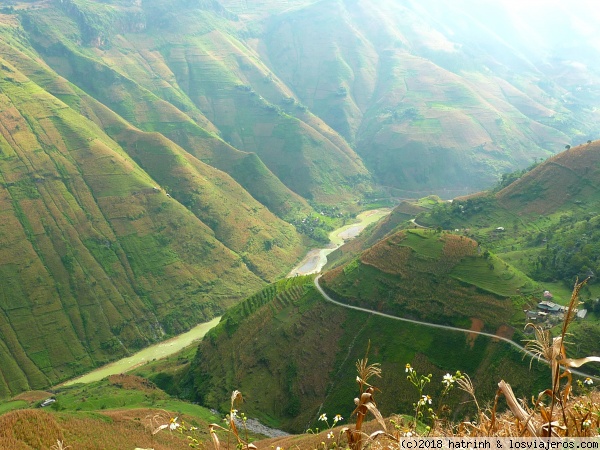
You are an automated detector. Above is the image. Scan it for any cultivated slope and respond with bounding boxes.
[262,0,600,195]
[321,229,534,331]
[184,276,548,433]
[20,0,372,204]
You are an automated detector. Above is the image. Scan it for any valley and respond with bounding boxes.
[287,208,391,276]
[0,0,599,447]
[58,208,388,387]
[61,316,222,386]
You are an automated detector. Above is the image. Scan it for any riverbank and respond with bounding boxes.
[62,316,221,386]
[287,208,390,277]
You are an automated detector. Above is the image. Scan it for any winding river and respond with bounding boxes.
[287,208,391,277]
[62,209,390,386]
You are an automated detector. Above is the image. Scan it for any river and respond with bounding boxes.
[287,208,390,276]
[62,208,390,385]
[62,317,221,385]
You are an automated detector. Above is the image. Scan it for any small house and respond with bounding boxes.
[537,301,563,313]
[40,398,56,408]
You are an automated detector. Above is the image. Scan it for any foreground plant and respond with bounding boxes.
[494,278,600,437]
[145,410,204,448]
[209,390,256,450]
[51,440,71,450]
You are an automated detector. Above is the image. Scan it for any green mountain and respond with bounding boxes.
[1,0,600,400]
[320,229,535,330]
[182,273,548,433]
[0,10,317,397]
[414,141,600,368]
[0,0,381,398]
[20,0,371,205]
[0,53,290,397]
[262,0,600,196]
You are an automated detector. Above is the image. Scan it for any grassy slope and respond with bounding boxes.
[19,7,312,220]
[416,142,600,264]
[413,142,600,366]
[0,375,222,449]
[496,142,600,216]
[0,36,282,397]
[324,200,425,270]
[22,1,371,206]
[321,229,536,332]
[185,276,549,433]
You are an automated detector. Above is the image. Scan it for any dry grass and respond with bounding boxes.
[12,391,54,404]
[359,232,411,275]
[0,407,204,449]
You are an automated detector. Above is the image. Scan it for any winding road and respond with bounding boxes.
[313,275,600,381]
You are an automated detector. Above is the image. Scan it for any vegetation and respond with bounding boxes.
[321,229,534,331]
[177,269,551,434]
[1,0,600,447]
[413,142,600,291]
[1,290,598,449]
[0,374,224,449]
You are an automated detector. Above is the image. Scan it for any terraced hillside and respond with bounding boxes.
[262,0,600,195]
[321,229,535,331]
[0,54,288,397]
[19,0,371,205]
[0,11,315,397]
[0,0,599,400]
[184,275,549,433]
[411,142,600,369]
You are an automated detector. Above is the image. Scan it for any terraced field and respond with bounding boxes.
[321,230,532,331]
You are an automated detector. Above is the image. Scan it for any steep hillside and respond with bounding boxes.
[417,142,600,252]
[0,54,291,396]
[184,276,548,433]
[1,0,599,401]
[19,0,371,205]
[0,0,374,398]
[411,143,600,359]
[321,229,535,331]
[262,0,600,195]
[496,142,600,216]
